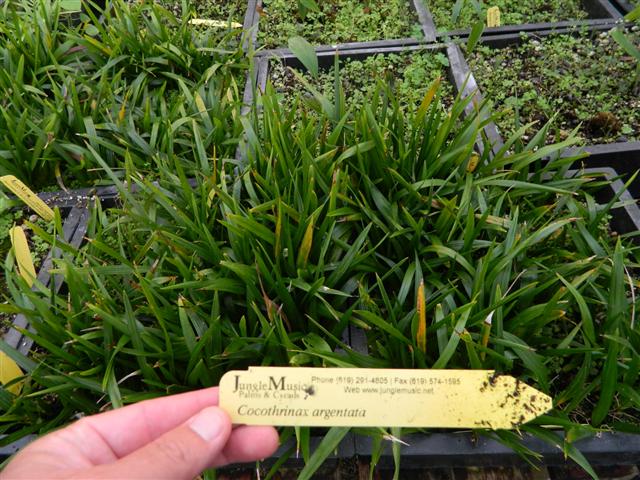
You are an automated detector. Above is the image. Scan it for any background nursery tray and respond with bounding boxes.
[251,40,502,157]
[457,23,640,147]
[250,0,438,47]
[425,0,621,35]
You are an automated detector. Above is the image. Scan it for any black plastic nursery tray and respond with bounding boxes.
[251,40,503,157]
[456,23,640,148]
[455,20,616,50]
[425,0,621,37]
[28,177,200,212]
[249,0,438,48]
[3,206,91,357]
[611,0,638,14]
[354,427,640,469]
[566,142,640,199]
[435,17,623,46]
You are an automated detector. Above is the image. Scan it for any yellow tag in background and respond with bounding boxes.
[220,367,553,430]
[0,351,24,395]
[9,226,36,287]
[0,175,54,222]
[189,19,243,28]
[487,6,501,27]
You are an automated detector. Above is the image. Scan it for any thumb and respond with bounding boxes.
[78,406,232,480]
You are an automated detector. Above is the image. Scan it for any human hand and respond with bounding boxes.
[1,387,279,479]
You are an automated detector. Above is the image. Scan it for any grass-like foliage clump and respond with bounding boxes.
[1,65,639,478]
[0,0,247,189]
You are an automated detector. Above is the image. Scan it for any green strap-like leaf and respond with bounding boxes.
[297,427,350,480]
[288,36,319,78]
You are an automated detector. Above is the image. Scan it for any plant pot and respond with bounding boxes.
[424,0,621,35]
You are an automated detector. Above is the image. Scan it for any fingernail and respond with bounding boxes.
[188,407,229,442]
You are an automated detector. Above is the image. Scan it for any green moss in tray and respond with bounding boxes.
[468,29,640,144]
[426,0,588,32]
[257,0,423,49]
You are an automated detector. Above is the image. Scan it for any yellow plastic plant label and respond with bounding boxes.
[220,367,552,429]
[0,351,24,395]
[188,19,243,28]
[487,6,501,27]
[9,226,36,287]
[0,175,54,222]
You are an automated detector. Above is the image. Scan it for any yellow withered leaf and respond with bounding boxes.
[118,102,126,123]
[10,226,36,287]
[54,162,68,193]
[416,279,427,354]
[194,92,207,116]
[118,91,130,124]
[275,202,283,260]
[467,152,480,173]
[416,77,441,123]
[297,218,314,269]
[0,351,23,395]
